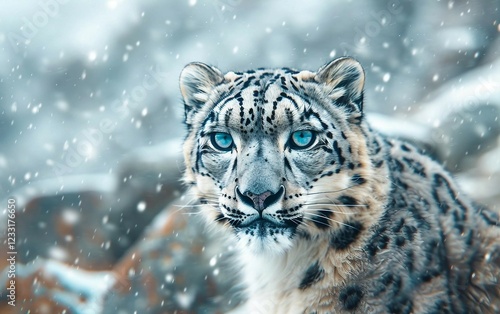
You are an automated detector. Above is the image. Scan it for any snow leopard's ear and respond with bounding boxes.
[180,62,224,122]
[315,57,365,116]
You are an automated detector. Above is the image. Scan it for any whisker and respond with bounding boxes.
[304,207,357,215]
[284,215,311,229]
[214,215,227,223]
[171,197,219,215]
[306,185,356,196]
[304,216,356,230]
[307,194,337,206]
[173,203,216,208]
[304,204,355,212]
[200,198,219,202]
[303,216,331,228]
[285,215,303,221]
[171,201,199,214]
[181,211,204,215]
[305,203,368,208]
[304,213,360,230]
[195,203,219,207]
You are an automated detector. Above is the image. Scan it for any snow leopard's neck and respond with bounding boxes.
[236,234,363,314]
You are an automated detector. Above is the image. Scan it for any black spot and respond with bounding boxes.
[372,139,382,154]
[330,221,363,250]
[405,250,414,273]
[338,195,358,206]
[381,273,394,285]
[321,146,334,154]
[367,234,389,256]
[351,174,366,185]
[393,159,405,172]
[242,77,255,88]
[387,296,413,314]
[408,205,430,230]
[291,81,300,92]
[284,157,293,171]
[339,285,363,311]
[373,273,393,296]
[333,140,345,165]
[284,215,303,228]
[432,190,450,214]
[320,170,335,178]
[464,229,473,245]
[452,209,465,233]
[303,107,328,129]
[392,218,405,233]
[298,262,324,289]
[391,275,402,294]
[402,157,426,177]
[479,208,499,226]
[420,268,441,283]
[395,236,405,247]
[401,144,411,152]
[402,225,417,242]
[365,227,390,256]
[432,173,457,214]
[312,210,331,229]
[336,95,349,105]
[215,213,228,224]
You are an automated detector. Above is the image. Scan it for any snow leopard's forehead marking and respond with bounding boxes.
[202,70,340,140]
[180,58,380,254]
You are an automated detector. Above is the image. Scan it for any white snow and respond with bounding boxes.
[137,201,147,212]
[62,208,80,225]
[209,256,217,267]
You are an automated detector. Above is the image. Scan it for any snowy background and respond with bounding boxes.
[1,0,499,313]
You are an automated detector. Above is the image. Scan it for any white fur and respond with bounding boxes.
[232,237,327,314]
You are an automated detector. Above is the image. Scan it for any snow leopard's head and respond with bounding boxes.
[180,58,378,254]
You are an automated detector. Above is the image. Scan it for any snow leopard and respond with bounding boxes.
[179,57,500,313]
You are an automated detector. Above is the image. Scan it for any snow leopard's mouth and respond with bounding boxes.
[237,217,298,238]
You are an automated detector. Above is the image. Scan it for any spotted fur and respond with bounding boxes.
[179,57,500,313]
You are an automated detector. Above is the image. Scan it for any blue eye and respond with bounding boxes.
[290,130,316,149]
[211,132,233,151]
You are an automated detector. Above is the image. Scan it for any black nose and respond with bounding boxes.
[236,185,285,213]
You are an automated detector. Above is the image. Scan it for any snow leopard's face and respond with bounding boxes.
[180,58,374,254]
